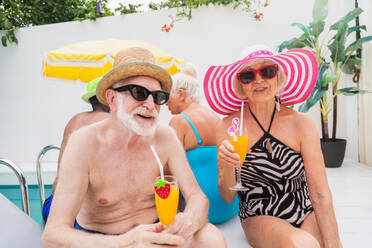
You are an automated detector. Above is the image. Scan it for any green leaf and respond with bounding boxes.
[310,20,325,38]
[342,55,360,74]
[336,87,372,96]
[312,0,328,21]
[347,25,366,35]
[322,71,337,87]
[347,35,372,52]
[299,87,327,112]
[345,39,363,55]
[154,179,169,189]
[328,22,347,64]
[330,8,363,30]
[291,22,311,36]
[278,36,310,52]
[1,35,7,47]
[298,63,329,112]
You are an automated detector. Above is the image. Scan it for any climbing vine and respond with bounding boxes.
[0,0,270,47]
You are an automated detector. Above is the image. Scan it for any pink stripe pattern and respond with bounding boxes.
[203,48,318,115]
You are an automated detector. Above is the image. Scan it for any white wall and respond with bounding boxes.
[0,0,361,184]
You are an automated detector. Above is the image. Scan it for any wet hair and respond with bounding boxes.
[89,96,110,112]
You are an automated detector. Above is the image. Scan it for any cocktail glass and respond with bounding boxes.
[154,175,179,225]
[229,130,249,191]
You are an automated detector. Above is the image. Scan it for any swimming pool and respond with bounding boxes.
[0,184,52,226]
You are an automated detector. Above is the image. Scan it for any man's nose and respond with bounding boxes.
[142,94,156,110]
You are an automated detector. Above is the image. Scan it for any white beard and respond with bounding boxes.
[116,93,159,136]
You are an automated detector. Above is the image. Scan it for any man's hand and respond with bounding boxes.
[218,140,241,168]
[164,212,195,241]
[126,223,185,247]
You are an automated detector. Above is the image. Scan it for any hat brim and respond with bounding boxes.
[203,49,318,115]
[97,62,172,105]
[82,91,96,103]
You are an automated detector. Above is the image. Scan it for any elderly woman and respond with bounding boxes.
[205,45,342,247]
[167,64,239,224]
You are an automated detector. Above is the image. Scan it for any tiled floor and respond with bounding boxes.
[217,159,372,247]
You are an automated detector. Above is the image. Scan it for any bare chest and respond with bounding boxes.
[87,153,161,207]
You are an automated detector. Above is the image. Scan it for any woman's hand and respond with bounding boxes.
[218,140,241,168]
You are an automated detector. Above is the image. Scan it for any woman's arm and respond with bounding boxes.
[216,118,240,203]
[299,114,342,248]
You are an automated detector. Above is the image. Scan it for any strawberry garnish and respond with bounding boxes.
[154,179,170,199]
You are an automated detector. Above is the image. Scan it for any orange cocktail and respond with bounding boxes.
[230,135,249,165]
[154,176,179,225]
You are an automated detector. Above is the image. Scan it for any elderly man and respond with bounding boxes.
[42,47,226,248]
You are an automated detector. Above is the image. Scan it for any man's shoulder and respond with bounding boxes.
[155,123,176,137]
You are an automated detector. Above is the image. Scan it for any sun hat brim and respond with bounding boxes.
[97,62,172,105]
[203,48,318,115]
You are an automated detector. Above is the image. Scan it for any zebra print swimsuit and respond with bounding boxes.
[238,107,313,227]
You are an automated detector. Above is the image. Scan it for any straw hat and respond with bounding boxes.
[82,77,102,103]
[203,44,318,115]
[96,47,172,105]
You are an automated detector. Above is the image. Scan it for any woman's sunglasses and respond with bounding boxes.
[237,64,278,84]
[112,84,169,105]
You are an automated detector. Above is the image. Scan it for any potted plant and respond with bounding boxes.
[278,0,372,167]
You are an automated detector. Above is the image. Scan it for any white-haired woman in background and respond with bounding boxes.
[167,64,239,224]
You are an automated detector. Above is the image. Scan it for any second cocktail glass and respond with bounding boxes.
[229,129,249,191]
[154,175,179,225]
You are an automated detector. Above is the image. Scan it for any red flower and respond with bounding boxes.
[253,11,263,21]
[161,23,174,32]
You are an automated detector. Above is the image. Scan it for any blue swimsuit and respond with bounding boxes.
[180,113,239,224]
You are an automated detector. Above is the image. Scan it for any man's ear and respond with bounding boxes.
[106,89,117,112]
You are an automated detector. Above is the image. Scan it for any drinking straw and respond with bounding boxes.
[150,145,164,181]
[239,101,244,136]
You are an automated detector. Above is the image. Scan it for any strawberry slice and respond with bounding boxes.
[154,180,170,199]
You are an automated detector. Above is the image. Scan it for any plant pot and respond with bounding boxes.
[320,139,347,168]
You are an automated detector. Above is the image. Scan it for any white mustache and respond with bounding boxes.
[132,106,159,118]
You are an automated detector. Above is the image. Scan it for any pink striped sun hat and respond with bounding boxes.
[203,45,318,115]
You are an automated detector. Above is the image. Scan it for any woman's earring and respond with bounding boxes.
[275,96,281,111]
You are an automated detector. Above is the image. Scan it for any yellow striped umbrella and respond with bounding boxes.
[42,39,186,82]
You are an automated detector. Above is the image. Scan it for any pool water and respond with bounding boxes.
[0,184,52,226]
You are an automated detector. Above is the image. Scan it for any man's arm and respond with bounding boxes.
[299,114,342,248]
[163,126,209,240]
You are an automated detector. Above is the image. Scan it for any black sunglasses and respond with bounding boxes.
[237,64,278,84]
[112,84,169,105]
